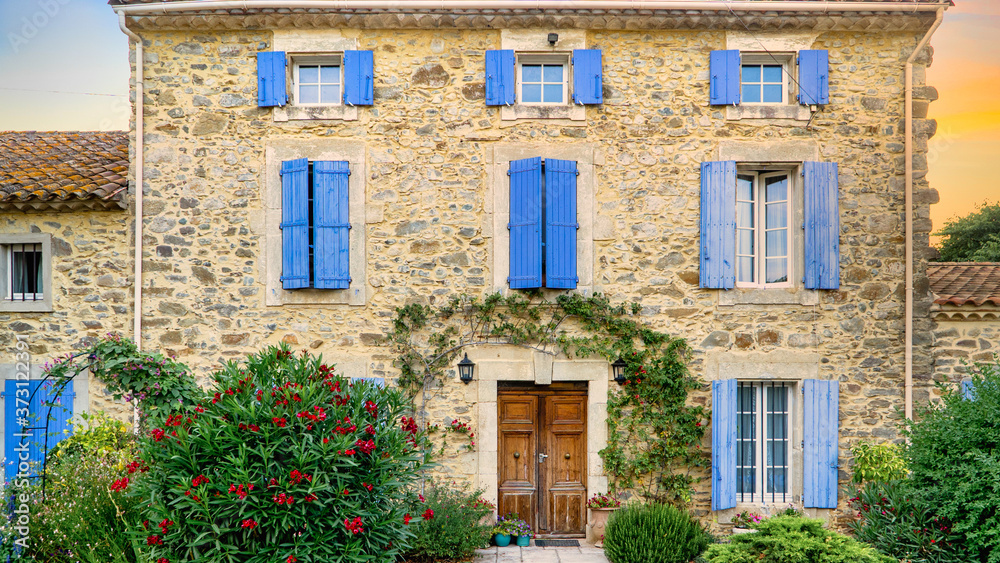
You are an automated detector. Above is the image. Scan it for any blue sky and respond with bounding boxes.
[0,1,997,233]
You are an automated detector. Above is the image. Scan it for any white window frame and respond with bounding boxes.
[736,380,794,505]
[0,234,52,313]
[516,54,570,107]
[736,170,793,289]
[6,244,44,301]
[740,53,793,107]
[270,30,358,122]
[292,55,343,107]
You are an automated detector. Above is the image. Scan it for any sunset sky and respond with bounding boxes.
[0,1,996,241]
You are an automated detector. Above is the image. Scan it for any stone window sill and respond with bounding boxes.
[725,104,812,122]
[718,288,819,306]
[273,105,359,122]
[501,104,586,122]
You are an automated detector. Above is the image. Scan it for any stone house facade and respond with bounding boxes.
[1,0,955,538]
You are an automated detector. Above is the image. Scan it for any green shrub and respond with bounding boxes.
[850,442,908,485]
[131,346,428,563]
[400,481,494,561]
[701,515,895,563]
[603,503,710,563]
[904,360,1000,563]
[849,480,966,563]
[22,412,144,563]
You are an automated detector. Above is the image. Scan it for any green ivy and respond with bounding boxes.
[386,292,707,505]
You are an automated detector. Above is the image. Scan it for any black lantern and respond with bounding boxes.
[547,33,559,46]
[458,353,475,384]
[612,357,628,386]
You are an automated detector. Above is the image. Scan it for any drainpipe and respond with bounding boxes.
[904,7,944,421]
[118,13,144,353]
[114,0,950,14]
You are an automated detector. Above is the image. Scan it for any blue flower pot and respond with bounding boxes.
[516,534,530,547]
[494,533,511,547]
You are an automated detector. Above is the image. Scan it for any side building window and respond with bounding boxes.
[0,234,52,313]
[712,378,839,511]
[507,157,579,290]
[700,160,839,291]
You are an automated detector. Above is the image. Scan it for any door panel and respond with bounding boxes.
[498,386,587,537]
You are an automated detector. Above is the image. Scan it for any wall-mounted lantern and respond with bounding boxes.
[458,353,475,384]
[612,357,628,386]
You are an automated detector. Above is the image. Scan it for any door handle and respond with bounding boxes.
[538,453,548,464]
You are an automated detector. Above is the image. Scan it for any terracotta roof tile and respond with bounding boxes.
[927,262,1000,307]
[111,0,950,4]
[0,131,129,205]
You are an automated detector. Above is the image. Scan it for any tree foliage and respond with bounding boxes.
[935,202,1000,262]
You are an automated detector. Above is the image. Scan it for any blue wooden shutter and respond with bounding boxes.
[710,50,740,105]
[962,379,975,400]
[485,50,515,106]
[700,161,737,289]
[5,380,74,481]
[803,379,839,509]
[545,159,579,289]
[804,161,840,290]
[280,158,310,290]
[313,161,351,290]
[572,49,603,105]
[343,50,374,106]
[797,50,830,105]
[508,157,542,289]
[257,51,287,107]
[712,379,737,511]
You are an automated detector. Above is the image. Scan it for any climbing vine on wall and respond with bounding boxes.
[385,292,708,505]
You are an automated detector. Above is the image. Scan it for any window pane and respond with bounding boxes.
[765,258,788,284]
[762,65,783,83]
[320,85,340,104]
[762,84,783,103]
[12,250,42,295]
[320,65,340,84]
[765,176,787,202]
[737,176,754,201]
[737,229,754,255]
[742,85,761,104]
[737,201,754,226]
[299,85,319,104]
[765,230,787,258]
[767,468,787,494]
[522,84,542,103]
[739,469,755,494]
[522,64,541,82]
[766,202,788,229]
[742,64,761,83]
[738,256,755,283]
[543,84,563,103]
[299,65,319,84]
[543,64,563,83]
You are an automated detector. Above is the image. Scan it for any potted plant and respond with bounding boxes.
[586,492,622,546]
[508,516,532,547]
[492,515,515,547]
[731,510,762,534]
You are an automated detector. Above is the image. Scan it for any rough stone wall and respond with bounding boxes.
[0,212,133,420]
[932,313,1000,386]
[129,24,939,526]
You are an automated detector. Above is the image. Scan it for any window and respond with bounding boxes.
[741,62,785,105]
[736,172,792,287]
[736,382,791,504]
[709,50,828,108]
[507,157,578,290]
[700,161,839,292]
[0,234,52,313]
[294,57,342,106]
[517,56,567,105]
[264,139,367,307]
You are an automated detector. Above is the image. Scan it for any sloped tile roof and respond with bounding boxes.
[0,131,128,210]
[928,262,1000,307]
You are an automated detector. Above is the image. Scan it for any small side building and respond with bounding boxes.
[929,262,1000,387]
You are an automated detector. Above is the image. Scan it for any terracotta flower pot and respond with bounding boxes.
[588,507,619,547]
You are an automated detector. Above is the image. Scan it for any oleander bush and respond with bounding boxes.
[701,515,895,563]
[130,345,428,563]
[400,481,494,562]
[603,503,710,563]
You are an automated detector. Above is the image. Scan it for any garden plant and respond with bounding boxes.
[399,480,494,562]
[602,502,710,563]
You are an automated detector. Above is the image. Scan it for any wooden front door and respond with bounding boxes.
[498,383,587,536]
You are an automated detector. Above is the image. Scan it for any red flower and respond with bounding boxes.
[303,493,318,502]
[272,493,295,505]
[355,439,375,455]
[344,449,356,456]
[146,535,163,546]
[364,400,378,418]
[289,470,312,485]
[342,488,350,495]
[151,428,165,442]
[157,559,170,563]
[241,519,258,529]
[362,482,374,492]
[158,519,175,534]
[344,516,365,535]
[191,475,210,487]
[404,513,412,524]
[287,557,298,563]
[110,477,130,491]
[273,417,288,428]
[423,509,434,521]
